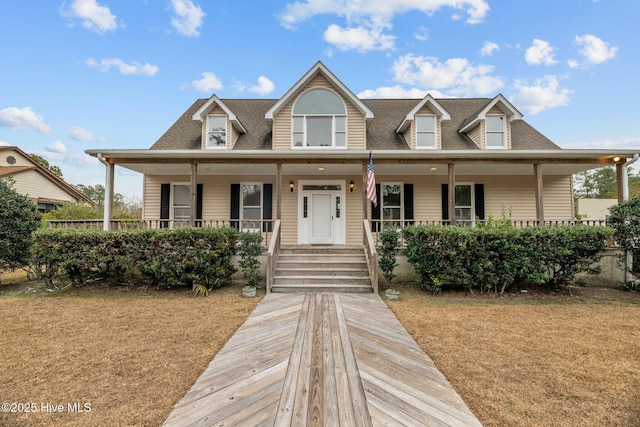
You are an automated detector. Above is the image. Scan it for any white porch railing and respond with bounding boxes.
[45,219,276,248]
[363,219,379,294]
[265,220,281,294]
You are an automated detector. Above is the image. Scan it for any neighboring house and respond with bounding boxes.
[87,61,638,246]
[0,146,92,212]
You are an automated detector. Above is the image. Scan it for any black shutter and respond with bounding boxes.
[441,184,449,222]
[263,184,273,232]
[403,183,414,226]
[474,183,485,221]
[371,183,381,232]
[160,183,170,228]
[230,184,240,230]
[196,184,203,226]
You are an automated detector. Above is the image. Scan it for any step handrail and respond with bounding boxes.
[265,220,281,294]
[363,219,379,294]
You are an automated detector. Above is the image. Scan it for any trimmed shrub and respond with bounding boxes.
[237,232,263,288]
[0,180,42,278]
[30,227,238,290]
[404,225,612,293]
[378,227,401,284]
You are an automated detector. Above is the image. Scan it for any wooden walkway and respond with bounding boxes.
[163,294,482,426]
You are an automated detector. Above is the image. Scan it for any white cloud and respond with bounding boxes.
[248,76,275,96]
[47,141,67,154]
[324,23,395,51]
[62,0,118,33]
[0,141,10,146]
[510,75,572,115]
[567,59,579,69]
[480,41,499,57]
[39,151,99,167]
[171,0,206,37]
[525,39,557,65]
[575,34,618,64]
[414,26,429,42]
[279,0,490,29]
[69,126,106,142]
[391,54,503,97]
[358,86,440,99]
[188,72,223,92]
[0,107,53,134]
[86,58,159,76]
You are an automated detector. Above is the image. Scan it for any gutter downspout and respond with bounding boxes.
[621,153,639,285]
[96,154,114,231]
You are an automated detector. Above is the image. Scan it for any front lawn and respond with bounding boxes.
[386,285,640,427]
[0,282,260,426]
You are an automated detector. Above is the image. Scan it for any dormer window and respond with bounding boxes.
[416,115,436,149]
[206,116,227,149]
[485,115,505,148]
[292,88,347,148]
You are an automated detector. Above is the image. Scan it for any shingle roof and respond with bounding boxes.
[150,97,560,151]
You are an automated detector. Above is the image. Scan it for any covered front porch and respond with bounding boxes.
[86,149,638,240]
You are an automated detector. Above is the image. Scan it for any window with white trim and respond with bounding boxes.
[382,184,403,226]
[454,184,474,225]
[415,115,436,148]
[241,183,262,231]
[485,115,505,148]
[292,88,347,148]
[172,183,191,226]
[206,116,227,149]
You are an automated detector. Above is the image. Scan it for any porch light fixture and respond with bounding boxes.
[349,180,354,192]
[318,167,325,171]
[289,180,294,192]
[430,167,438,171]
[613,156,621,162]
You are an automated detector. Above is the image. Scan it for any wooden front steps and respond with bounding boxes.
[271,246,373,293]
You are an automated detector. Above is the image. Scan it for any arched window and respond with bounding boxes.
[292,88,347,148]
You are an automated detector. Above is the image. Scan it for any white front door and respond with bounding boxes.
[298,180,346,245]
[311,194,332,244]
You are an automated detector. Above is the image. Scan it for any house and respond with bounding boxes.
[0,146,92,212]
[86,61,638,245]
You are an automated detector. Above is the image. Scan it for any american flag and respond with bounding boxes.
[367,151,377,207]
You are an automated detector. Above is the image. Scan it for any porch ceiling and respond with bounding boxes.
[86,148,638,177]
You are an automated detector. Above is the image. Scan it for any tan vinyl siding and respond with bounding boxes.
[345,176,364,244]
[11,169,78,202]
[1,149,33,167]
[467,123,482,148]
[374,174,573,223]
[280,178,298,245]
[272,74,366,150]
[144,175,275,221]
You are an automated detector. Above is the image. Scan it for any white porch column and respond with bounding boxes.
[534,163,544,225]
[276,163,282,220]
[190,163,197,226]
[362,161,368,220]
[103,160,114,231]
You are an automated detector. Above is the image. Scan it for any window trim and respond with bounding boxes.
[415,114,437,149]
[485,115,506,149]
[170,182,191,226]
[206,115,228,149]
[291,88,348,149]
[381,183,404,226]
[454,182,475,226]
[240,182,263,232]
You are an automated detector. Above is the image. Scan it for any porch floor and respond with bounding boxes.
[163,293,482,426]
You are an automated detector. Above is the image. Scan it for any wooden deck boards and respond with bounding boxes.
[163,294,482,427]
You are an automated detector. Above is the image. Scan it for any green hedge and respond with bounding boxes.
[30,227,239,289]
[403,225,613,293]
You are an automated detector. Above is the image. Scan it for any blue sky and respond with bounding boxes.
[0,0,637,200]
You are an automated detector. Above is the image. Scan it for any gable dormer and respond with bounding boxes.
[265,61,374,150]
[458,94,523,149]
[192,95,247,150]
[396,94,451,149]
